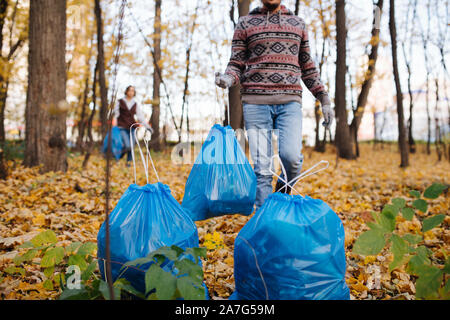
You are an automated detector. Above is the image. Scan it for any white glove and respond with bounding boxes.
[322,104,334,129]
[215,72,234,89]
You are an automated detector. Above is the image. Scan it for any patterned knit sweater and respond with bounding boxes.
[225,5,331,106]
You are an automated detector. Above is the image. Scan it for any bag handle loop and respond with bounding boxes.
[269,154,329,196]
[130,124,160,185]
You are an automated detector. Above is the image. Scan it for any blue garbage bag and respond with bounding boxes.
[97,182,206,297]
[231,192,350,300]
[102,126,124,160]
[182,124,257,221]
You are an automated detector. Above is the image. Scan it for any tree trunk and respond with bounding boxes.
[406,65,416,153]
[403,0,417,154]
[94,0,108,141]
[426,77,431,155]
[24,0,67,172]
[0,80,8,144]
[349,0,384,156]
[83,62,98,169]
[228,0,250,130]
[295,0,300,15]
[389,0,409,168]
[0,0,7,145]
[150,0,162,151]
[335,0,355,159]
[76,72,91,151]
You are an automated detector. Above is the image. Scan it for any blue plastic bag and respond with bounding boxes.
[231,159,349,300]
[182,124,257,221]
[102,126,124,160]
[97,127,207,297]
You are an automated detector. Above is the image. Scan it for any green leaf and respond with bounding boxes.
[422,214,445,232]
[152,246,180,261]
[444,257,450,274]
[99,280,121,300]
[76,242,96,257]
[31,230,58,247]
[54,273,65,288]
[113,278,145,299]
[65,242,82,255]
[13,249,38,266]
[68,254,88,271]
[19,241,35,249]
[379,211,396,233]
[352,229,386,256]
[401,207,415,221]
[43,267,55,278]
[41,247,65,268]
[440,279,450,299]
[423,183,447,199]
[145,264,176,299]
[415,266,443,300]
[392,198,406,209]
[412,199,428,213]
[389,235,410,271]
[185,248,207,264]
[174,259,203,286]
[4,266,25,276]
[409,190,421,199]
[407,246,432,275]
[176,277,205,300]
[122,256,153,269]
[43,279,54,290]
[402,234,423,245]
[81,261,97,281]
[169,245,185,257]
[58,286,90,300]
[382,204,399,218]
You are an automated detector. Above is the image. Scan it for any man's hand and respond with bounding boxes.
[321,104,335,129]
[215,72,234,89]
[112,118,118,127]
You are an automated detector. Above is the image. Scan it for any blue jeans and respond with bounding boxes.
[119,127,135,163]
[243,102,304,210]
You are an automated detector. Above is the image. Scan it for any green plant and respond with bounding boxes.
[352,183,449,299]
[12,230,98,291]
[123,245,207,300]
[10,230,207,300]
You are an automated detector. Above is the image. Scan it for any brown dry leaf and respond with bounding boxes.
[0,145,448,300]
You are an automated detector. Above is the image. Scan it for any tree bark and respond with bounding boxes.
[403,0,417,153]
[75,72,91,151]
[94,0,108,141]
[228,0,250,130]
[335,0,355,159]
[349,0,384,156]
[295,0,300,15]
[150,0,162,151]
[24,0,67,172]
[83,62,98,169]
[389,0,409,167]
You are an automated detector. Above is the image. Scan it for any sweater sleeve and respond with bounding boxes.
[299,24,331,106]
[225,17,248,86]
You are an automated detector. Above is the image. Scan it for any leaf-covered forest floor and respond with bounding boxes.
[0,144,448,300]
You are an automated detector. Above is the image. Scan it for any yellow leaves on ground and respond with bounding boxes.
[0,144,448,300]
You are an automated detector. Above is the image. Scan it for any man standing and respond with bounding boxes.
[215,0,334,209]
